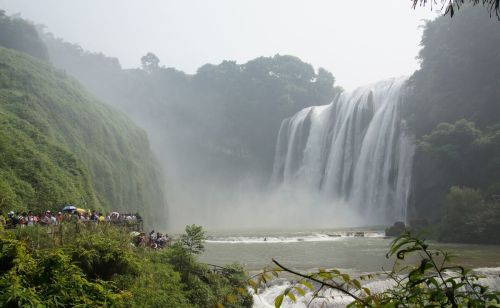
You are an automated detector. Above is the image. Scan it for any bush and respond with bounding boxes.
[439,186,500,244]
[164,226,253,307]
[0,224,253,307]
[69,226,138,280]
[0,235,127,307]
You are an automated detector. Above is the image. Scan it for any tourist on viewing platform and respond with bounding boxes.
[50,212,57,225]
[27,211,35,226]
[90,210,98,222]
[2,208,144,230]
[18,212,26,227]
[149,230,156,241]
[42,211,50,225]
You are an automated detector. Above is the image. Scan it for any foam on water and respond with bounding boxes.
[252,268,500,308]
[206,231,385,244]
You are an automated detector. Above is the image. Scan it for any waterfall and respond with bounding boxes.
[272,78,414,224]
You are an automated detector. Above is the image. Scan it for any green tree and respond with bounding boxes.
[42,36,341,188]
[0,10,48,60]
[141,52,160,73]
[440,186,500,243]
[405,6,500,230]
[180,224,206,255]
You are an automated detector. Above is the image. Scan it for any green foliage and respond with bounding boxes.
[417,120,500,187]
[41,33,341,182]
[378,233,498,307]
[0,225,253,307]
[411,119,500,226]
[69,227,138,280]
[404,4,500,161]
[0,46,165,226]
[406,7,500,137]
[162,232,253,307]
[141,52,160,73]
[116,250,191,308]
[179,224,206,255]
[0,234,128,307]
[252,233,500,307]
[404,7,500,231]
[0,93,99,213]
[0,10,48,60]
[440,186,500,243]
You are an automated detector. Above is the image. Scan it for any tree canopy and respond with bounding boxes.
[141,52,160,73]
[404,6,500,238]
[41,32,341,186]
[0,10,48,60]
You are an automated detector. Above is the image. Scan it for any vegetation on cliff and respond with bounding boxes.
[404,6,500,242]
[41,32,341,183]
[0,12,166,226]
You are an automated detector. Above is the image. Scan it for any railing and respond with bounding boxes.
[3,219,143,232]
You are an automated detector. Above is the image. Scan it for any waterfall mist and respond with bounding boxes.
[146,124,365,231]
[157,78,415,231]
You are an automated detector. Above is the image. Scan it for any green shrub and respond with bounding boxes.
[439,186,500,244]
[69,226,138,280]
[0,225,253,307]
[0,235,127,307]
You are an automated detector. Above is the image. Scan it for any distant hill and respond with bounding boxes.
[0,46,166,226]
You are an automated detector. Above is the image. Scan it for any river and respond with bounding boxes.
[200,228,500,307]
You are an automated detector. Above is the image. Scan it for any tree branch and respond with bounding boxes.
[271,258,372,307]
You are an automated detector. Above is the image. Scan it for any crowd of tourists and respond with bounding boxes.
[0,208,173,250]
[0,208,142,229]
[132,230,172,249]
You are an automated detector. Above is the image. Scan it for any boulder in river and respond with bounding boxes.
[385,221,406,237]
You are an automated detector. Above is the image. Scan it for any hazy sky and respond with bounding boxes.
[0,0,438,90]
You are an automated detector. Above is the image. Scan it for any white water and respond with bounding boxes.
[272,78,414,224]
[252,269,500,308]
[201,230,500,308]
[206,231,385,244]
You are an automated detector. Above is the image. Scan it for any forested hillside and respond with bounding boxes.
[0,10,48,60]
[41,33,341,183]
[405,7,500,243]
[0,13,166,226]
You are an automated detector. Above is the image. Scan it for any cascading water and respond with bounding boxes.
[272,77,414,224]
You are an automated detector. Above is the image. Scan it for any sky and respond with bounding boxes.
[0,0,438,90]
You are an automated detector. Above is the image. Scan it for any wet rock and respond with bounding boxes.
[385,221,406,237]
